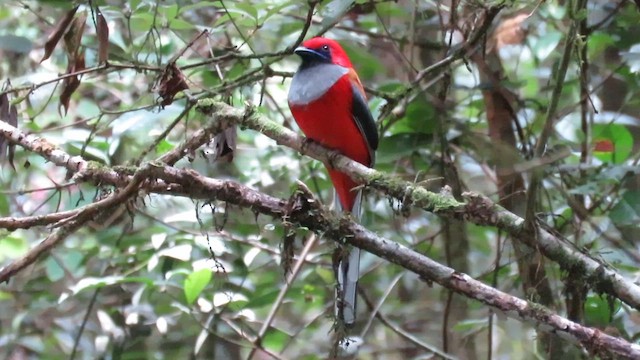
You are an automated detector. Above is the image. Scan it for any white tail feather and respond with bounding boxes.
[335,189,362,326]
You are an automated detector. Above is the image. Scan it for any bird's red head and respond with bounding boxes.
[294,37,354,68]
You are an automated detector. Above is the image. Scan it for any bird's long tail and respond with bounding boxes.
[335,189,362,327]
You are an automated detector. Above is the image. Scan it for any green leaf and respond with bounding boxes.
[315,266,334,285]
[45,258,65,282]
[0,236,28,261]
[374,1,406,17]
[592,123,633,164]
[321,0,354,27]
[130,12,154,32]
[531,31,562,60]
[262,2,294,23]
[211,292,248,313]
[244,289,280,309]
[342,42,385,80]
[46,250,85,281]
[376,133,432,164]
[393,99,436,134]
[0,194,8,214]
[156,139,175,154]
[159,4,179,20]
[585,295,619,327]
[184,268,212,305]
[0,290,13,301]
[574,9,588,21]
[588,32,615,58]
[610,191,640,226]
[236,3,258,21]
[213,13,231,27]
[262,327,289,352]
[452,318,488,332]
[168,18,196,30]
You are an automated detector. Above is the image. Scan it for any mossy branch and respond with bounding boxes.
[196,100,640,313]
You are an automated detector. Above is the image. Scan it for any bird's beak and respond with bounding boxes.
[294,46,329,62]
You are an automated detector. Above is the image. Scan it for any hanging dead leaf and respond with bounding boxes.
[281,224,295,275]
[96,6,109,63]
[156,63,189,107]
[64,11,87,58]
[60,77,80,116]
[59,50,85,115]
[0,93,9,159]
[492,13,529,51]
[41,5,79,63]
[0,93,17,168]
[0,94,8,117]
[202,126,237,163]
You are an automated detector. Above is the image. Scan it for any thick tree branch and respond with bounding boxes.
[0,215,88,283]
[113,164,640,359]
[2,122,640,356]
[0,163,153,282]
[194,100,640,312]
[2,101,640,313]
[45,160,640,357]
[0,120,87,173]
[0,209,78,230]
[2,101,640,314]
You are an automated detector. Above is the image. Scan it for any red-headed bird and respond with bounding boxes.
[288,37,378,326]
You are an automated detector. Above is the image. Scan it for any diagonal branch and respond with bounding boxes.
[3,101,640,319]
[1,123,640,357]
[247,233,319,360]
[3,99,640,313]
[0,162,152,282]
[194,100,640,312]
[129,165,640,359]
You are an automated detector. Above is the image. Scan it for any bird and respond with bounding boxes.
[287,37,378,326]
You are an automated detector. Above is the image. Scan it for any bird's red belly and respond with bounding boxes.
[289,76,371,211]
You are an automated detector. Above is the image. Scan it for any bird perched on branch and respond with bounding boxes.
[288,37,378,326]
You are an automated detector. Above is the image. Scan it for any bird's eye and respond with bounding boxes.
[322,45,329,51]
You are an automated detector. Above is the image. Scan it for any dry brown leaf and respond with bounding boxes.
[493,13,529,51]
[96,6,109,63]
[64,11,87,58]
[156,63,189,107]
[60,50,85,115]
[0,93,17,169]
[202,126,237,163]
[0,93,9,159]
[58,11,87,115]
[41,5,79,63]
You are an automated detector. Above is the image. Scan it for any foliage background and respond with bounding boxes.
[0,0,639,359]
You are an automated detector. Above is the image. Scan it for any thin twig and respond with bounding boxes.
[359,288,456,360]
[285,1,318,52]
[135,101,195,164]
[247,233,319,360]
[525,0,586,228]
[0,163,150,282]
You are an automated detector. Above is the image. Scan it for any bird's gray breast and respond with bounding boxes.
[288,63,349,105]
